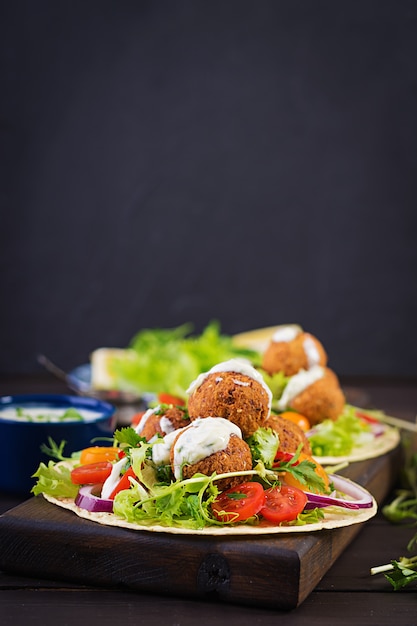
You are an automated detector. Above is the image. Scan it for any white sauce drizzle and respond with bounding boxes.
[159,416,175,434]
[303,336,321,368]
[232,378,250,386]
[101,457,128,499]
[271,326,301,343]
[134,407,158,434]
[172,417,242,480]
[186,358,272,411]
[151,427,186,466]
[277,365,325,410]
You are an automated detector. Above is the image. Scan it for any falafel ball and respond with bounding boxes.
[278,366,345,426]
[137,405,190,441]
[186,359,272,438]
[265,414,312,455]
[262,328,327,377]
[170,417,253,491]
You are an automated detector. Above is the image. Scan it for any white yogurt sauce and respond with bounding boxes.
[271,326,301,343]
[186,358,272,411]
[101,457,129,499]
[277,365,325,410]
[0,406,103,423]
[134,407,158,434]
[159,416,175,434]
[151,428,186,466]
[303,336,322,368]
[172,417,242,480]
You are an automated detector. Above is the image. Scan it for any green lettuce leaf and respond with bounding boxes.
[308,406,373,457]
[104,320,259,397]
[31,461,79,498]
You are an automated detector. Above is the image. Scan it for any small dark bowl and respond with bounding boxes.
[0,394,116,495]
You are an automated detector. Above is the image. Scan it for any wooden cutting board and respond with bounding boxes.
[0,446,401,610]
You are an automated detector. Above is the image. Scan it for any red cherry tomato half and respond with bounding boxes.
[260,485,307,524]
[211,482,265,523]
[108,466,137,500]
[71,461,113,485]
[158,393,185,406]
[273,450,296,466]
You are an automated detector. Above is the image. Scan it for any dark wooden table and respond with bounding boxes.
[1,374,416,625]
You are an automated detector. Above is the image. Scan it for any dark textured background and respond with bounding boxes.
[1,1,416,377]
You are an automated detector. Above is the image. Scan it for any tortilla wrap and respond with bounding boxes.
[43,476,377,536]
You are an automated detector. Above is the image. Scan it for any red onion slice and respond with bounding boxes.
[304,474,374,510]
[75,484,114,513]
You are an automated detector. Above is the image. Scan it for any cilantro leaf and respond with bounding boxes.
[113,427,144,448]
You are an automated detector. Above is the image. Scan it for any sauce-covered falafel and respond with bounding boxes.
[186,359,272,438]
[170,417,253,491]
[262,326,327,376]
[135,405,190,441]
[277,365,345,425]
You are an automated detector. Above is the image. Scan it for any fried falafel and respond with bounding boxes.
[277,365,345,426]
[262,327,327,376]
[186,359,272,438]
[265,414,312,455]
[170,416,253,491]
[135,405,190,441]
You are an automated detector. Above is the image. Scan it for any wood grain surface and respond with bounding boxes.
[0,445,401,610]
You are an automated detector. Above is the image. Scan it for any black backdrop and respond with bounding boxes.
[2,1,417,377]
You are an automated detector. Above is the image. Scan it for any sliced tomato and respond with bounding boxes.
[79,446,120,465]
[355,410,380,425]
[211,482,265,523]
[279,411,311,432]
[273,450,297,466]
[108,466,137,500]
[260,485,307,523]
[157,393,185,406]
[71,461,112,485]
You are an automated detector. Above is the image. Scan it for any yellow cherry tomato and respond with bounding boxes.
[280,411,311,432]
[283,452,330,494]
[79,446,120,465]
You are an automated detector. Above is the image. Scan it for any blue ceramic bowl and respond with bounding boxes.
[0,394,116,495]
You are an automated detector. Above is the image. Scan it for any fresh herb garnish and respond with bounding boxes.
[371,443,417,589]
[40,437,70,461]
[274,445,329,494]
